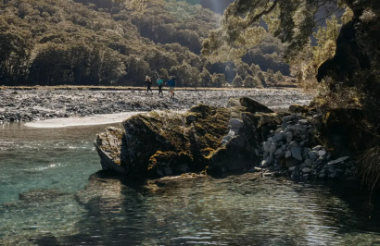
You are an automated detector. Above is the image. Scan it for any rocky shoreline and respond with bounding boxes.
[95,97,356,182]
[0,89,311,124]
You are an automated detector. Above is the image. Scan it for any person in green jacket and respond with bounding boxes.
[157,76,164,97]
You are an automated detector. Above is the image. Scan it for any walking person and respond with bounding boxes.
[157,76,164,97]
[145,76,153,95]
[167,76,176,98]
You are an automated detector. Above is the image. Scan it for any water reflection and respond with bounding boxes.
[30,173,380,246]
[1,124,380,245]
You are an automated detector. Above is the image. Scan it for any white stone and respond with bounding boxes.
[312,145,323,150]
[328,156,350,165]
[318,150,327,156]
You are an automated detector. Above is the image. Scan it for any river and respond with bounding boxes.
[1,123,380,245]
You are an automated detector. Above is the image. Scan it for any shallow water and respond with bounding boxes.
[1,123,380,245]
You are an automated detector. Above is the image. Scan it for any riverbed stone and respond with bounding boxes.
[328,156,350,165]
[285,131,293,142]
[308,151,318,160]
[302,167,311,173]
[291,146,303,161]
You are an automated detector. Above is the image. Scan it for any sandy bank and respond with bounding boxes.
[24,112,145,128]
[24,110,186,128]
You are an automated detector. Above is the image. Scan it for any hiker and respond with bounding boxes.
[145,76,152,94]
[157,76,164,96]
[167,76,176,97]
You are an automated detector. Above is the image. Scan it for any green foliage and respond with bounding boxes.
[243,76,256,88]
[199,70,213,87]
[231,76,243,88]
[0,0,288,87]
[257,71,266,87]
[274,71,284,82]
[212,73,226,88]
[235,63,252,80]
[169,62,200,87]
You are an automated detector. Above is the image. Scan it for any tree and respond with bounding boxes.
[257,71,266,87]
[274,70,284,82]
[231,75,243,87]
[212,73,226,88]
[243,76,255,88]
[199,70,213,87]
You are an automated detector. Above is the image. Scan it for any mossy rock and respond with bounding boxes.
[227,97,274,114]
[95,98,281,178]
[289,104,316,114]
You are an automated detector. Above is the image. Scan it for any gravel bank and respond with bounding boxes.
[0,88,313,124]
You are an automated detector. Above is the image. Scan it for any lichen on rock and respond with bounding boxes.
[95,97,281,178]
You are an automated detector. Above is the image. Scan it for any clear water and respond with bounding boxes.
[1,123,380,245]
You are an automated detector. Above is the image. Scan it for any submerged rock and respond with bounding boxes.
[95,97,280,178]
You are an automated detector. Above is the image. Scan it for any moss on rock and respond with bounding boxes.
[95,97,280,178]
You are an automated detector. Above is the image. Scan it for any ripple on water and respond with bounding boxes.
[1,115,380,245]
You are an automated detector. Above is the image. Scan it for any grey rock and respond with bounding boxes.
[274,148,283,156]
[289,140,298,146]
[291,146,303,161]
[263,141,270,152]
[285,150,292,158]
[269,143,277,154]
[285,131,293,143]
[254,149,260,156]
[304,159,312,167]
[289,166,296,171]
[329,172,337,178]
[308,151,318,160]
[272,132,284,141]
[302,167,311,173]
[282,115,293,123]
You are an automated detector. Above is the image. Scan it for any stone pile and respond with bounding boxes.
[255,114,357,180]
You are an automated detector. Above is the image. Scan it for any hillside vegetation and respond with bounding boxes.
[0,0,290,87]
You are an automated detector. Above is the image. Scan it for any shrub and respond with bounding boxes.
[232,76,243,87]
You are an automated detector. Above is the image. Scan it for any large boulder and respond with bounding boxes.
[95,97,280,178]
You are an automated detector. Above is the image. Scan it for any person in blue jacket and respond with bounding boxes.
[167,76,176,98]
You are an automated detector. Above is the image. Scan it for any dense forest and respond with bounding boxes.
[0,0,290,87]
